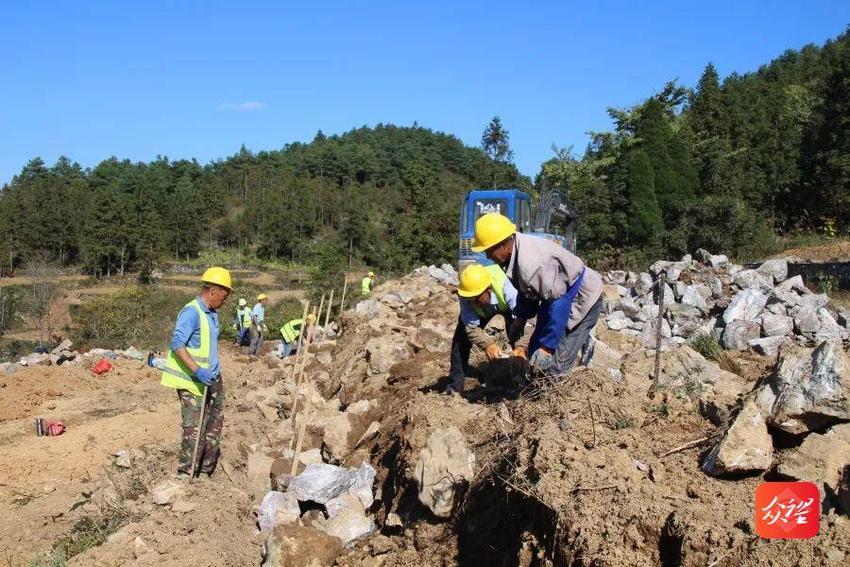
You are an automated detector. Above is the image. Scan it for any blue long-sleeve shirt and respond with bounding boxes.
[169,297,221,377]
[515,269,585,353]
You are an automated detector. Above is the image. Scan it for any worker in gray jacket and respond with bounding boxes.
[471,212,603,376]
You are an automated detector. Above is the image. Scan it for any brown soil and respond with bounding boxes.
[773,239,850,262]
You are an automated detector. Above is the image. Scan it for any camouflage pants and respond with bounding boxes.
[177,377,224,476]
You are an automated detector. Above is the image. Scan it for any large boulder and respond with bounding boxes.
[703,398,773,476]
[760,313,794,337]
[816,308,845,340]
[794,307,821,335]
[414,427,475,518]
[288,463,352,504]
[322,400,378,463]
[681,285,710,312]
[749,336,792,358]
[733,269,773,292]
[365,337,412,374]
[262,525,342,567]
[777,423,850,499]
[323,494,376,547]
[756,259,789,284]
[722,320,760,351]
[257,491,301,533]
[723,289,768,324]
[758,340,850,434]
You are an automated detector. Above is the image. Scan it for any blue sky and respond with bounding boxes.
[1,1,849,184]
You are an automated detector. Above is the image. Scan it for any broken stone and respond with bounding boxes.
[777,423,850,498]
[760,313,794,337]
[606,311,631,331]
[299,448,323,466]
[798,293,829,310]
[347,461,377,509]
[816,308,844,340]
[151,479,184,505]
[257,402,279,422]
[722,289,768,324]
[262,525,342,567]
[635,272,654,295]
[615,296,641,318]
[756,259,788,284]
[703,397,773,476]
[733,269,772,291]
[708,254,729,268]
[749,336,792,358]
[681,285,709,312]
[365,337,412,374]
[51,339,73,355]
[414,427,475,518]
[113,449,132,468]
[794,307,821,335]
[354,299,389,319]
[761,340,850,434]
[288,463,352,504]
[247,450,276,497]
[133,536,150,559]
[707,276,723,299]
[257,491,301,533]
[322,494,375,547]
[722,320,760,351]
[776,275,809,294]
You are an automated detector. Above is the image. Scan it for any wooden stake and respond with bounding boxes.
[288,317,319,450]
[338,277,348,321]
[316,294,326,334]
[286,300,310,385]
[188,386,208,483]
[651,273,666,394]
[318,289,334,348]
[290,396,315,476]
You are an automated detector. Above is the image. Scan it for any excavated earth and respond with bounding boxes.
[1,268,849,566]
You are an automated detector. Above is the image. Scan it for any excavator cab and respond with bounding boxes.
[458,188,576,270]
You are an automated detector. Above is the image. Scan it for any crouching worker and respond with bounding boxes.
[447,263,527,393]
[472,213,603,377]
[161,266,231,479]
[278,313,316,357]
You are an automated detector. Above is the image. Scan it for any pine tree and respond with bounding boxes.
[621,149,663,246]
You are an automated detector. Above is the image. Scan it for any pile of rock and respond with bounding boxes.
[0,342,158,375]
[259,462,377,549]
[703,339,850,508]
[603,249,849,356]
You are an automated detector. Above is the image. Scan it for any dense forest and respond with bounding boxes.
[1,28,848,276]
[0,125,527,276]
[544,27,850,268]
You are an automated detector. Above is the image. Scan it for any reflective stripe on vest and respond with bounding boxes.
[280,319,303,343]
[361,277,372,295]
[160,299,211,397]
[238,307,252,328]
[473,264,509,317]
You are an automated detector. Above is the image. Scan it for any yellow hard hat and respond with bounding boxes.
[458,264,491,298]
[368,271,375,277]
[471,213,516,252]
[201,266,232,290]
[238,298,247,306]
[257,293,268,301]
[306,313,317,324]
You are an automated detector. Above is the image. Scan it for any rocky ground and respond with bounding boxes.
[1,257,849,566]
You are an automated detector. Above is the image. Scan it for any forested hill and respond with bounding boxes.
[0,125,529,276]
[545,27,850,269]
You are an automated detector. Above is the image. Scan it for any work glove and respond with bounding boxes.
[511,346,528,361]
[194,368,216,386]
[263,324,269,335]
[529,348,554,374]
[484,343,502,362]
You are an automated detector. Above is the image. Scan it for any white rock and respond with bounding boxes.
[635,272,654,295]
[257,491,301,533]
[794,307,821,335]
[760,313,794,337]
[723,289,768,324]
[703,398,773,475]
[708,254,729,268]
[114,449,132,468]
[151,479,184,505]
[414,427,474,518]
[776,275,809,294]
[347,461,377,510]
[798,293,829,310]
[322,495,375,547]
[733,269,773,291]
[749,336,792,358]
[288,463,351,504]
[756,259,788,283]
[606,311,631,331]
[816,309,844,340]
[681,285,709,312]
[707,276,723,299]
[722,320,760,351]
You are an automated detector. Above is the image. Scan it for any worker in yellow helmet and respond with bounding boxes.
[448,263,529,394]
[160,267,231,479]
[472,213,603,377]
[233,298,252,346]
[249,293,269,356]
[278,312,317,358]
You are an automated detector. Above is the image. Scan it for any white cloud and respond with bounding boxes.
[216,101,267,112]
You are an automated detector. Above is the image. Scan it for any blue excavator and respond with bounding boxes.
[458,183,577,270]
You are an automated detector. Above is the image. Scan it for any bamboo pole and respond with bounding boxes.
[290,397,315,476]
[318,289,334,348]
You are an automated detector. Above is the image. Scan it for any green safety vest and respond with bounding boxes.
[160,299,211,397]
[280,319,303,343]
[237,307,252,329]
[473,264,509,317]
[361,276,373,296]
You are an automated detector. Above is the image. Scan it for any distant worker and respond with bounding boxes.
[278,313,316,357]
[160,266,231,479]
[249,293,269,356]
[234,298,252,346]
[472,213,603,376]
[448,263,527,393]
[361,271,375,297]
